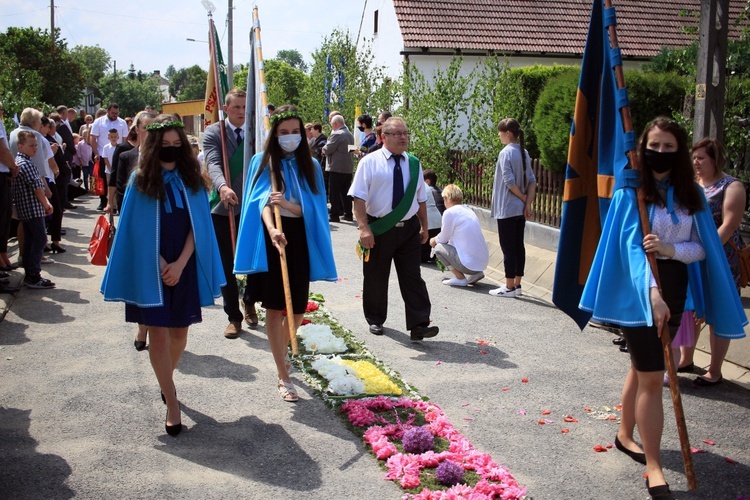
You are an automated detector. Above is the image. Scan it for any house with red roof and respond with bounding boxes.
[358,0,747,80]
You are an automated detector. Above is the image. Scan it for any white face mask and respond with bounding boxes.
[278,134,301,153]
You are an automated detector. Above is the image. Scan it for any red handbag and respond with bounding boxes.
[92,159,106,195]
[88,212,116,266]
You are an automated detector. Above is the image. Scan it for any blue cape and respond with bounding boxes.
[101,170,226,307]
[580,170,747,339]
[234,152,337,282]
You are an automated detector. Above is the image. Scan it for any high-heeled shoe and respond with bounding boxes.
[165,404,182,437]
[134,339,147,351]
[614,435,647,465]
[43,245,52,253]
[50,243,66,254]
[646,478,672,498]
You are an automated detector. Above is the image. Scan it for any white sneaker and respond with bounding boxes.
[466,272,485,285]
[489,285,518,297]
[443,277,468,287]
[515,284,522,296]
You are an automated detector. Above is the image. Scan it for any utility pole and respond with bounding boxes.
[693,0,729,142]
[50,0,55,44]
[227,0,234,88]
[113,60,117,104]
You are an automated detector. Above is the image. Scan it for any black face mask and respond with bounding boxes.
[357,126,365,132]
[159,146,180,164]
[644,149,677,174]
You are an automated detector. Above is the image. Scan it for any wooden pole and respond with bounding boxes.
[208,17,237,253]
[603,0,697,489]
[253,7,298,356]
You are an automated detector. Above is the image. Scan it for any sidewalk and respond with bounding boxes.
[473,206,750,390]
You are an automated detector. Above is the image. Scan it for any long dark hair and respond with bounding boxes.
[637,117,702,214]
[135,114,206,200]
[255,105,318,193]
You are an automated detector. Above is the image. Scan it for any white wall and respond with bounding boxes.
[357,0,404,81]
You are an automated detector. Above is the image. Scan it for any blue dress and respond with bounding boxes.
[125,178,201,327]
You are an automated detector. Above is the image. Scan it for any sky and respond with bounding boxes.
[0,0,367,75]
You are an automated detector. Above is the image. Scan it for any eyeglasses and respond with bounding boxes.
[384,132,409,138]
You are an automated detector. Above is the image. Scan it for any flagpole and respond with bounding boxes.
[253,6,298,356]
[208,15,237,253]
[603,0,697,490]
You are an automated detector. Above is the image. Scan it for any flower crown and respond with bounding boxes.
[270,110,301,126]
[145,121,185,131]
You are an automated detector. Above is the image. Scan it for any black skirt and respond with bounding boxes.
[246,216,310,314]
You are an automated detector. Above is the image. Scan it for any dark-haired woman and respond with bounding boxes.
[489,118,536,298]
[356,114,376,154]
[691,137,747,385]
[581,118,746,498]
[101,116,225,436]
[235,105,337,403]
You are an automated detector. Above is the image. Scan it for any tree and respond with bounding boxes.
[71,44,111,88]
[168,65,208,101]
[97,70,163,117]
[0,27,85,107]
[299,30,394,125]
[275,49,308,72]
[264,59,309,107]
[164,64,177,81]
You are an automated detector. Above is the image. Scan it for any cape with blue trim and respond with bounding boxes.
[580,169,747,339]
[233,152,337,282]
[101,170,226,307]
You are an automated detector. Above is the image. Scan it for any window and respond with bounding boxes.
[374,10,379,35]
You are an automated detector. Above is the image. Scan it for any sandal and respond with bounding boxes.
[277,379,299,402]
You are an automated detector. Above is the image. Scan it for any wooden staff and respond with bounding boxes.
[208,16,237,252]
[604,0,697,489]
[254,7,298,356]
[268,163,299,356]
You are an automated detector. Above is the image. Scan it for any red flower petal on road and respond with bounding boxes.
[561,428,570,434]
[563,416,579,423]
[725,457,736,465]
[300,319,311,325]
[476,338,490,346]
[702,439,716,446]
[480,350,488,355]
[606,443,613,449]
[584,407,593,412]
[606,415,617,421]
[614,404,623,411]
[537,420,546,425]
[593,445,608,452]
[690,447,705,454]
[502,387,510,391]
[541,410,551,415]
[521,378,529,383]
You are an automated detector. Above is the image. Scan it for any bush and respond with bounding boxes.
[533,68,580,172]
[623,70,688,137]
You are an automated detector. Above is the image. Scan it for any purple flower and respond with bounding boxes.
[435,460,465,486]
[401,426,434,454]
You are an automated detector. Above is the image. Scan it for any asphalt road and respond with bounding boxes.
[1,193,748,499]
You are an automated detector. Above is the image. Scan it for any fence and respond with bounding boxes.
[447,150,564,228]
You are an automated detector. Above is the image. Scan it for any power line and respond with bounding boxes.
[0,7,49,18]
[54,6,78,45]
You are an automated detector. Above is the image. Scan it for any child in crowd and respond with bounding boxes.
[12,131,55,289]
[76,131,93,191]
[101,129,118,209]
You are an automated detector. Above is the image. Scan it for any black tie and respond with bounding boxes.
[392,154,404,208]
[235,127,242,145]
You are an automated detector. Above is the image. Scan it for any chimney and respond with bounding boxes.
[153,70,160,75]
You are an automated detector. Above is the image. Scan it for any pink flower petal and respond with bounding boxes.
[435,361,442,366]
[461,402,470,407]
[544,419,555,424]
[702,439,716,446]
[463,417,474,421]
[690,447,705,454]
[517,410,526,415]
[725,457,736,465]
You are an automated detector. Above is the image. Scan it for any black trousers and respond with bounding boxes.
[497,215,526,279]
[57,163,72,207]
[363,216,431,330]
[0,173,11,253]
[328,172,352,217]
[47,181,63,242]
[212,213,244,323]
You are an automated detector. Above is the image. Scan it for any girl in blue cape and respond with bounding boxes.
[580,118,746,498]
[234,105,336,403]
[101,116,225,437]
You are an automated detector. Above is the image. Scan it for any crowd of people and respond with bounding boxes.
[2,95,747,499]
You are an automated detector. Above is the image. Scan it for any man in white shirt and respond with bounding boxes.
[0,102,21,279]
[89,102,128,158]
[349,117,439,342]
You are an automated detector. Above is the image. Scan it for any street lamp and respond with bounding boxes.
[186,38,209,43]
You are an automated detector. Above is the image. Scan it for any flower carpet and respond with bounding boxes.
[290,294,526,499]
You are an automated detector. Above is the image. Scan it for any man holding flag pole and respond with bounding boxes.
[203,13,256,339]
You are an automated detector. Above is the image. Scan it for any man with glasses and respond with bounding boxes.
[349,117,439,342]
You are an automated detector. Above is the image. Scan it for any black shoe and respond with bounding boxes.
[614,435,646,465]
[329,215,340,223]
[676,363,696,373]
[619,345,628,353]
[0,271,9,279]
[369,324,384,335]
[63,203,77,209]
[646,478,672,498]
[43,245,52,253]
[50,243,66,254]
[612,337,626,346]
[693,375,723,387]
[96,205,105,211]
[60,229,66,235]
[410,324,439,342]
[165,405,182,437]
[343,214,353,222]
[134,340,147,351]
